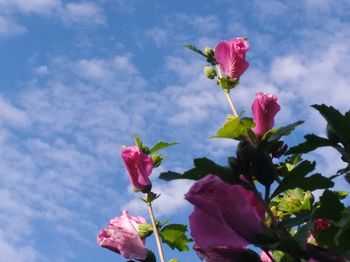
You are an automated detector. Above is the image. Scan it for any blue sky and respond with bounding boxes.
[1,0,350,261]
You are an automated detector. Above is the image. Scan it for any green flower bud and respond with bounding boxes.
[138,223,153,238]
[169,259,180,262]
[203,47,214,57]
[203,66,217,79]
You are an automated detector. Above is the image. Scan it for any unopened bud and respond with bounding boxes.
[203,66,216,79]
[169,259,180,262]
[138,223,153,238]
[203,47,214,57]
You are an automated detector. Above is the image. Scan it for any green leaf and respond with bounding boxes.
[312,104,350,146]
[279,212,311,228]
[335,208,350,246]
[271,250,295,262]
[149,141,179,154]
[134,134,150,154]
[211,116,255,140]
[313,190,344,221]
[292,221,314,249]
[151,154,167,168]
[262,121,304,143]
[317,225,350,252]
[184,44,206,57]
[159,157,237,184]
[159,224,191,252]
[271,161,333,198]
[287,134,334,155]
[258,121,304,154]
[276,188,312,215]
[183,44,216,65]
[138,223,153,238]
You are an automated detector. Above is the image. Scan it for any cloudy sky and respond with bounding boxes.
[1,0,350,261]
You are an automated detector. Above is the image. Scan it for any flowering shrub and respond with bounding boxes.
[97,37,350,262]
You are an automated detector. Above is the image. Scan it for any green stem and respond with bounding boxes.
[146,195,166,262]
[224,90,239,117]
[216,65,239,117]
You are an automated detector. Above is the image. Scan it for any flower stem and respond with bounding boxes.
[146,196,165,262]
[224,90,239,117]
[216,65,239,117]
[251,184,278,228]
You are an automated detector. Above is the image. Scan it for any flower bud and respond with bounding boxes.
[203,66,217,79]
[121,146,153,193]
[252,92,280,136]
[203,47,214,57]
[138,223,153,238]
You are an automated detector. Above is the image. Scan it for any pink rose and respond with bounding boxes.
[185,175,265,261]
[252,92,281,136]
[214,37,249,79]
[121,146,153,192]
[97,210,148,260]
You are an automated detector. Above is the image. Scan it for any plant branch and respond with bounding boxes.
[146,194,165,262]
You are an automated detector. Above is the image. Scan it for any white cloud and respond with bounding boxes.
[123,180,193,217]
[0,16,26,35]
[0,96,31,127]
[145,27,168,47]
[34,65,49,75]
[0,0,60,14]
[270,56,305,83]
[0,236,39,262]
[60,2,105,25]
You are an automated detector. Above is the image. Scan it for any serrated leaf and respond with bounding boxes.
[312,104,350,146]
[317,224,350,252]
[279,212,311,228]
[271,161,333,198]
[258,121,304,154]
[149,141,178,154]
[335,208,350,246]
[263,121,304,143]
[276,188,312,215]
[287,134,334,155]
[160,224,191,252]
[313,190,344,221]
[211,116,255,140]
[292,221,314,249]
[159,157,237,184]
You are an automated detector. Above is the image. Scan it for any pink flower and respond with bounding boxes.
[214,38,249,79]
[260,251,273,262]
[314,218,331,233]
[185,175,265,261]
[121,146,153,192]
[97,210,148,260]
[252,92,281,136]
